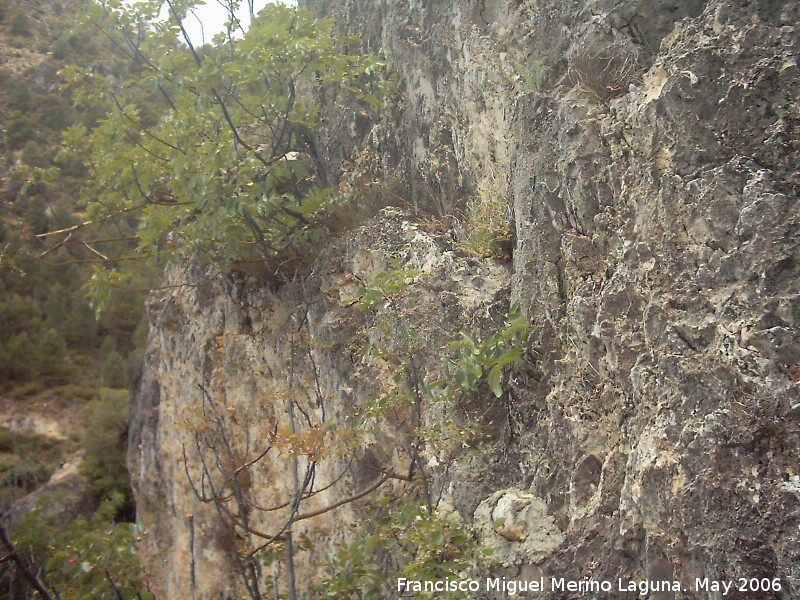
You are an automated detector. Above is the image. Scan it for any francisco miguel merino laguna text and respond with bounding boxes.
[397,576,686,596]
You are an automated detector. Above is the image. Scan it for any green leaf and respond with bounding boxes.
[487,365,503,397]
[493,347,524,369]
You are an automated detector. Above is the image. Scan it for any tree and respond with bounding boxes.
[8,10,30,37]
[51,0,390,310]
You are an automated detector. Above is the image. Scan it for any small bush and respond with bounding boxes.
[36,328,72,384]
[82,389,134,519]
[0,429,13,453]
[8,10,29,36]
[0,293,44,339]
[5,111,36,152]
[7,380,44,398]
[101,349,128,388]
[9,494,150,599]
[569,44,646,101]
[58,383,98,403]
[514,60,546,92]
[0,427,69,509]
[319,497,488,598]
[457,174,513,258]
[3,333,35,381]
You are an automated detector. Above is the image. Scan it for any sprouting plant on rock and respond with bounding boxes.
[315,265,533,593]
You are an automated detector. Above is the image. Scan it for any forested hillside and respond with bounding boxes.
[0,1,147,597]
[0,0,148,387]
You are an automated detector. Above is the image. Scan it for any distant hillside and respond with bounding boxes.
[0,3,149,597]
[0,0,146,393]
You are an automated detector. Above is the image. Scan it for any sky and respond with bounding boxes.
[124,1,295,46]
[180,1,288,45]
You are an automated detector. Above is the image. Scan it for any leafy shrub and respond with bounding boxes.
[434,311,533,400]
[8,10,29,36]
[59,1,392,303]
[8,494,150,599]
[514,60,546,92]
[6,380,44,399]
[20,140,56,168]
[355,264,426,312]
[101,350,128,389]
[319,498,486,599]
[0,427,71,510]
[0,430,13,454]
[36,328,72,384]
[0,294,43,339]
[2,333,35,381]
[4,79,32,112]
[0,323,74,384]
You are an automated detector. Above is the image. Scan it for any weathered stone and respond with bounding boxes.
[474,489,565,567]
[6,452,95,530]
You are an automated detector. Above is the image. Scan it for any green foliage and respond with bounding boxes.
[356,265,426,312]
[59,1,392,289]
[0,0,148,388]
[355,267,533,443]
[434,311,534,400]
[0,294,43,338]
[0,426,76,511]
[331,272,528,598]
[37,328,72,384]
[82,389,135,519]
[8,10,30,37]
[5,111,34,151]
[101,349,128,388]
[514,60,546,92]
[319,499,485,599]
[0,298,74,383]
[85,267,128,320]
[2,333,35,381]
[0,429,13,453]
[9,494,150,599]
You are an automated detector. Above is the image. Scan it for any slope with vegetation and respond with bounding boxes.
[2,0,797,597]
[0,0,149,597]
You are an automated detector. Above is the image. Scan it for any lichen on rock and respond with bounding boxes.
[474,489,565,567]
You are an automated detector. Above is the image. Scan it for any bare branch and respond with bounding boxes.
[293,474,391,522]
[35,221,92,238]
[0,522,54,600]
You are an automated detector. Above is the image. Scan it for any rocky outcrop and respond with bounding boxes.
[6,452,94,530]
[131,0,799,597]
[130,210,515,598]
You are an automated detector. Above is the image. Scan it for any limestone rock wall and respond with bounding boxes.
[129,211,514,598]
[131,0,799,597]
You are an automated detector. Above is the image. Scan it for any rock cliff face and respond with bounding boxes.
[130,0,799,598]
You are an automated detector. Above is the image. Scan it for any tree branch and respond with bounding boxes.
[0,522,54,600]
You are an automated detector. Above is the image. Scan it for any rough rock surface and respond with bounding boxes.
[474,489,565,567]
[131,0,799,597]
[130,210,514,598]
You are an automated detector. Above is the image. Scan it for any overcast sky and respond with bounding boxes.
[177,1,295,46]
